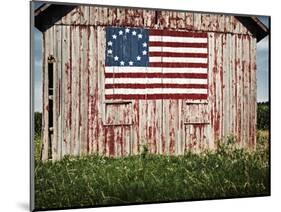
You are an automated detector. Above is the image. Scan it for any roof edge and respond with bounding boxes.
[34,3,269,42]
[235,16,269,42]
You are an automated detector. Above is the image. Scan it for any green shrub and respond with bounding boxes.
[34,112,42,137]
[257,102,269,130]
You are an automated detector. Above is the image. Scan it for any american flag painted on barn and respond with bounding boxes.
[105,27,208,100]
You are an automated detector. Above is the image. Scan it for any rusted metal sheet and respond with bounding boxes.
[40,5,258,160]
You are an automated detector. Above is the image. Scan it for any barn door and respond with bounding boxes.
[104,101,132,157]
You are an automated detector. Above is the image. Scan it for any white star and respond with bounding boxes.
[108,41,113,46]
[125,28,130,33]
[142,42,147,47]
[132,31,137,36]
[107,49,112,54]
[129,61,134,66]
[114,56,119,61]
[136,56,141,61]
[142,50,147,55]
[112,34,117,39]
[118,30,123,35]
[120,61,125,66]
[138,34,143,39]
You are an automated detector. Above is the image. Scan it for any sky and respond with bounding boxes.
[33,6,269,112]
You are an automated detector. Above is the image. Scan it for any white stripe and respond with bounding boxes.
[105,67,208,74]
[149,46,207,53]
[149,36,207,43]
[149,57,207,63]
[105,88,207,95]
[105,78,207,84]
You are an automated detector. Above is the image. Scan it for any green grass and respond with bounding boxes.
[34,132,269,210]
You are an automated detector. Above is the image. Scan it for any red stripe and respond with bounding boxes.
[105,83,208,89]
[149,29,207,38]
[149,52,208,58]
[149,41,207,48]
[105,73,207,79]
[105,94,208,100]
[149,62,208,68]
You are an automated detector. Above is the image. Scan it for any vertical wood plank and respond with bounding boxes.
[72,7,81,25]
[157,11,170,29]
[89,6,98,25]
[217,15,225,32]
[61,25,71,157]
[55,25,62,160]
[107,8,117,25]
[222,33,229,138]
[97,27,106,155]
[80,6,90,25]
[139,100,147,151]
[143,10,155,27]
[41,30,49,161]
[250,37,257,148]
[146,100,155,153]
[236,34,243,146]
[169,11,177,29]
[79,26,89,155]
[201,14,211,31]
[242,35,250,148]
[176,12,186,29]
[115,8,126,26]
[177,100,183,154]
[132,100,140,155]
[124,126,131,156]
[156,100,162,154]
[185,12,193,30]
[230,34,236,137]
[193,13,202,30]
[212,33,224,143]
[208,32,215,150]
[98,7,108,26]
[125,9,143,27]
[70,26,80,156]
[162,100,169,154]
[225,15,231,33]
[88,26,98,154]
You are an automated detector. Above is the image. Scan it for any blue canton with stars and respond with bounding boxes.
[105,27,149,67]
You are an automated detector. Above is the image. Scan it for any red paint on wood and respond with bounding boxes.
[170,127,175,154]
[105,94,208,100]
[105,72,208,79]
[105,83,208,89]
[149,51,208,58]
[106,127,115,156]
[149,41,208,48]
[150,62,208,68]
[150,29,207,38]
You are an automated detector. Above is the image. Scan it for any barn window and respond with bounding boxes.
[47,55,55,158]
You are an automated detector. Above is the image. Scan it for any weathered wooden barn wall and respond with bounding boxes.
[41,6,257,161]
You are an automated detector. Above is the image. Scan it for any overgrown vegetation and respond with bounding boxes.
[257,102,269,130]
[34,132,269,210]
[34,112,42,137]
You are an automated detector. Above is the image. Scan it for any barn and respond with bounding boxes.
[34,3,269,161]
